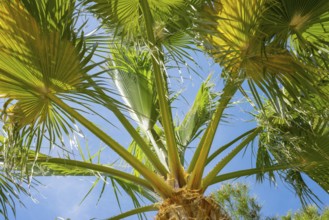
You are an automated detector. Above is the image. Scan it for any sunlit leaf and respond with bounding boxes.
[176,76,217,155]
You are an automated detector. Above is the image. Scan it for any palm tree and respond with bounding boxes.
[0,0,329,219]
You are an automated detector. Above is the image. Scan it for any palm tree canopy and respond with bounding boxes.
[0,0,329,219]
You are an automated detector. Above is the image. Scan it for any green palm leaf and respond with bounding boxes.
[263,0,329,51]
[2,147,158,220]
[110,45,159,131]
[83,0,184,40]
[83,0,217,54]
[0,0,94,154]
[0,172,29,220]
[109,44,171,167]
[262,0,329,83]
[256,87,329,205]
[127,136,154,177]
[202,0,327,114]
[176,76,217,158]
[0,134,31,220]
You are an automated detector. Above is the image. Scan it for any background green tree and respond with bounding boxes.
[213,183,329,220]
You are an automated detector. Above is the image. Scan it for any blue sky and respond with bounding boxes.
[8,49,329,220]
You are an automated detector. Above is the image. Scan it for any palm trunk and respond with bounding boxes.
[156,190,230,220]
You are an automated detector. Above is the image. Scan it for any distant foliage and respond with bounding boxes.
[213,183,329,220]
[282,206,329,220]
[212,183,262,220]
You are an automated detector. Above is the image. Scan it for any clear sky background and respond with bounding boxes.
[7,12,329,220]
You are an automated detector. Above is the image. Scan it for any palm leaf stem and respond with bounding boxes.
[150,128,167,151]
[106,204,158,220]
[207,162,327,187]
[202,127,262,190]
[187,79,242,189]
[206,128,258,165]
[139,0,186,186]
[30,157,153,190]
[47,93,173,198]
[87,78,168,176]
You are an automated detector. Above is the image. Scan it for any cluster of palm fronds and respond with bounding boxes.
[0,0,329,219]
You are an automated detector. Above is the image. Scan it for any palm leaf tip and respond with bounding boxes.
[176,76,217,149]
[0,173,30,220]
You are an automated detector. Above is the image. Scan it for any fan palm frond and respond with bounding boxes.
[203,0,327,114]
[256,85,329,204]
[203,0,266,74]
[0,0,94,155]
